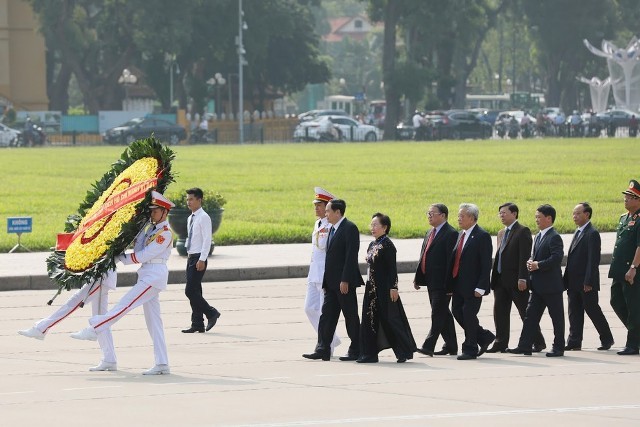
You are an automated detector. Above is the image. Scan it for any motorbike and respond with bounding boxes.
[188,128,217,144]
[495,120,507,138]
[19,123,47,146]
[507,120,520,139]
[521,121,534,138]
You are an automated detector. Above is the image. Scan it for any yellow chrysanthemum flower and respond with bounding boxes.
[64,157,159,272]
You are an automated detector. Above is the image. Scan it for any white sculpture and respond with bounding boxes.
[577,77,612,113]
[584,37,640,111]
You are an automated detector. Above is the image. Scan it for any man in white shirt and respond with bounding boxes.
[182,187,221,334]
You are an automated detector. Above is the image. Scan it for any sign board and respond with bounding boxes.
[7,217,32,234]
[354,92,366,102]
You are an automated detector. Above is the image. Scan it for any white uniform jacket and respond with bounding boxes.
[120,220,173,290]
[307,217,330,285]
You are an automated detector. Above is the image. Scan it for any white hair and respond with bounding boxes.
[459,203,479,221]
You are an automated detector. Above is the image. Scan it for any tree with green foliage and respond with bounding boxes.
[28,0,329,115]
[522,0,618,110]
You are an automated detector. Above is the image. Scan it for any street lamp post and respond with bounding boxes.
[168,59,180,109]
[118,68,138,111]
[238,0,247,144]
[206,73,226,117]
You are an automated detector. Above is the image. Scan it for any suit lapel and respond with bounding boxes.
[459,226,476,257]
[503,222,519,249]
[328,219,345,250]
[534,229,552,257]
[570,223,588,253]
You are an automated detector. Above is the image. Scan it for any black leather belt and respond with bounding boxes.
[188,253,201,259]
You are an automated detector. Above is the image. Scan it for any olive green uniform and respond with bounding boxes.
[609,208,640,350]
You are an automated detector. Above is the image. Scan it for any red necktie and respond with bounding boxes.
[452,232,466,278]
[420,229,437,273]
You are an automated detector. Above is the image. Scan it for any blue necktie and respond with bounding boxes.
[327,226,335,246]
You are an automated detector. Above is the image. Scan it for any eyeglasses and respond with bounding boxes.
[427,211,442,217]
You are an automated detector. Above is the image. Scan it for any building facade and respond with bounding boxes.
[0,0,48,111]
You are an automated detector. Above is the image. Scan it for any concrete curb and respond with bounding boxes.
[0,253,614,292]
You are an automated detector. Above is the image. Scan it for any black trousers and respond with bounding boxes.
[493,276,546,349]
[452,293,493,356]
[567,288,613,346]
[518,290,565,351]
[316,287,360,357]
[185,254,217,328]
[422,288,458,352]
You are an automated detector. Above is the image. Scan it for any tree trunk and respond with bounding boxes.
[382,0,401,140]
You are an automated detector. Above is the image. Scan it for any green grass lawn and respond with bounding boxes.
[1,138,638,251]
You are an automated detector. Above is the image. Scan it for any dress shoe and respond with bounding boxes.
[396,358,407,363]
[478,332,496,357]
[598,342,614,351]
[416,347,434,357]
[70,327,97,341]
[206,311,221,331]
[18,326,45,340]
[433,348,457,356]
[486,344,507,354]
[532,344,547,353]
[89,361,117,372]
[142,364,170,375]
[546,349,564,357]
[508,347,532,356]
[302,352,330,361]
[181,326,205,333]
[617,347,640,355]
[564,344,581,351]
[356,356,378,363]
[338,355,359,361]
[457,353,477,360]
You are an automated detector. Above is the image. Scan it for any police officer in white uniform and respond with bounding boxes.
[19,270,118,371]
[73,191,174,375]
[305,187,341,353]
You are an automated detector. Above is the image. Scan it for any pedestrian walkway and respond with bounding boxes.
[0,233,617,291]
[2,266,638,427]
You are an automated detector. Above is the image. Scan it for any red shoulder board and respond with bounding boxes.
[156,235,166,244]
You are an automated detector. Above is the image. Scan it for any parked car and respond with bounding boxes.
[294,115,382,142]
[476,109,501,125]
[297,109,349,123]
[395,112,447,140]
[0,123,21,147]
[596,109,638,128]
[103,117,186,145]
[439,110,493,139]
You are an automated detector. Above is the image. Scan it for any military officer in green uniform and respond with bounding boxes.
[609,179,640,355]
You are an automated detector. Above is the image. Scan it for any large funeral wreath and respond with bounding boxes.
[46,136,175,293]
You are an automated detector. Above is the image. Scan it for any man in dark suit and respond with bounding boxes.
[446,203,495,360]
[488,202,545,353]
[510,204,565,357]
[414,203,459,356]
[609,180,640,355]
[303,199,364,361]
[564,202,613,351]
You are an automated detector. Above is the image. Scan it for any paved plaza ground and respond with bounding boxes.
[2,266,639,426]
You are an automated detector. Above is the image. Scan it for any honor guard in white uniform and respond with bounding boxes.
[73,191,174,375]
[305,187,341,353]
[18,270,118,370]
